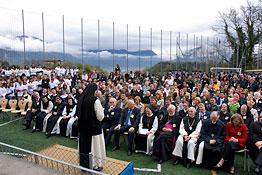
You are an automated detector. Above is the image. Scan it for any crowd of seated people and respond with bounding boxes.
[1,64,262,174]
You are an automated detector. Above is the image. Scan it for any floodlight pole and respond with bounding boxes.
[22,10,26,66]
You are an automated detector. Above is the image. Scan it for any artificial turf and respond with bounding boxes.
[0,113,257,175]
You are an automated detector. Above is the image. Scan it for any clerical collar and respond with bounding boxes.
[147,113,153,117]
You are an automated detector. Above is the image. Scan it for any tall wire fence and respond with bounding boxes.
[0,7,261,73]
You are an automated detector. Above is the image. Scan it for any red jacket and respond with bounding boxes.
[225,122,247,147]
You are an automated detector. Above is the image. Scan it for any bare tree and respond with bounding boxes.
[213,0,262,70]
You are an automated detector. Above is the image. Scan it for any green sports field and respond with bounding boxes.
[0,113,257,175]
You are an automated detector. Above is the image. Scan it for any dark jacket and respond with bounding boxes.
[198,119,226,150]
[118,107,141,130]
[103,105,121,126]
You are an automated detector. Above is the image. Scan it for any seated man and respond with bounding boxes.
[32,95,53,132]
[154,105,181,164]
[112,99,140,156]
[218,103,232,124]
[196,103,211,121]
[247,113,262,173]
[135,106,158,155]
[172,107,202,168]
[56,98,77,137]
[23,92,41,130]
[45,96,66,137]
[206,97,220,112]
[196,111,226,169]
[178,101,189,119]
[237,104,254,129]
[102,97,121,146]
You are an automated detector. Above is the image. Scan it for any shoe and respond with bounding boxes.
[31,129,36,133]
[46,133,51,137]
[93,166,103,171]
[127,150,132,156]
[186,162,192,169]
[158,159,163,164]
[111,146,120,152]
[254,165,260,174]
[173,158,180,165]
[213,158,224,169]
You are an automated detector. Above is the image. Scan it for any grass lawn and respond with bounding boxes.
[0,113,258,175]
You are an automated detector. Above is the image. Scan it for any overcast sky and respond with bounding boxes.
[1,0,247,33]
[0,0,248,58]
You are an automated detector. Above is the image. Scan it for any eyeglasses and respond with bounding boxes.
[110,102,114,103]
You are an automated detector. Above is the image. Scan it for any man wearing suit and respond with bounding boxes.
[196,103,211,121]
[103,98,121,146]
[116,92,128,111]
[112,99,141,156]
[23,92,41,130]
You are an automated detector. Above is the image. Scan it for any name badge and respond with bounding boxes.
[204,116,207,120]
[173,124,176,128]
[70,108,72,112]
[205,101,208,104]
[243,116,247,120]
[225,116,229,120]
[130,114,134,118]
[111,112,114,115]
[237,132,242,136]
[54,106,57,109]
[37,102,39,105]
[211,133,214,138]
[259,101,262,103]
[186,114,189,117]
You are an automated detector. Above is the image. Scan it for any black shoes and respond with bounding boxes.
[46,132,51,137]
[173,158,180,165]
[127,150,132,156]
[158,159,163,164]
[111,146,120,152]
[254,165,260,174]
[31,129,36,133]
[93,166,103,171]
[186,162,192,169]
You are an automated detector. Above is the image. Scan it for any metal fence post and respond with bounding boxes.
[34,155,39,164]
[22,9,26,66]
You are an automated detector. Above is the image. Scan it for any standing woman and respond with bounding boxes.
[214,113,247,175]
[77,83,106,171]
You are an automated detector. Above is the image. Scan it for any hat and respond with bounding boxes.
[233,97,238,102]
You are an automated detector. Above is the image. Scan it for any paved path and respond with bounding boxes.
[0,154,63,175]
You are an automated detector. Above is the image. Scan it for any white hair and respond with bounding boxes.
[167,104,176,111]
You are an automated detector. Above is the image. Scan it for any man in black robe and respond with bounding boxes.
[23,92,41,130]
[32,95,53,132]
[45,96,66,137]
[247,113,262,173]
[112,99,140,156]
[154,104,181,164]
[196,111,226,169]
[218,103,232,124]
[102,97,121,146]
[237,104,254,129]
[178,101,189,118]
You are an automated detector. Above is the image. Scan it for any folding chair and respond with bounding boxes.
[0,99,8,121]
[2,99,17,120]
[235,148,250,172]
[11,100,27,124]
